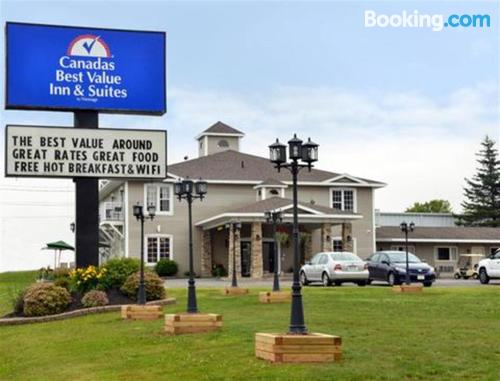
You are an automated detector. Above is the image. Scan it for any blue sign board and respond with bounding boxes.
[6,22,166,114]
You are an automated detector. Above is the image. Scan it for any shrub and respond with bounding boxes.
[69,266,107,293]
[120,271,166,301]
[81,290,109,308]
[155,259,178,277]
[100,258,141,289]
[23,283,71,317]
[11,288,26,315]
[54,277,71,290]
[211,263,227,277]
[37,267,54,281]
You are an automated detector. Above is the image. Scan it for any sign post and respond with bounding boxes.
[74,111,99,267]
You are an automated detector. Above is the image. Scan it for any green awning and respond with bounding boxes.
[43,240,75,251]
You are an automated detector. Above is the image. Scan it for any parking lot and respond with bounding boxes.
[164,277,499,288]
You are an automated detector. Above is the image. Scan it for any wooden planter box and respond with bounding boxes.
[255,333,342,363]
[392,284,423,293]
[259,291,291,304]
[165,313,222,335]
[121,305,163,320]
[222,287,249,295]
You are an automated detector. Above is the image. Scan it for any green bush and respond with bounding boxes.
[11,288,27,315]
[23,283,71,317]
[211,263,227,277]
[100,258,141,289]
[120,271,166,301]
[155,259,178,277]
[54,277,71,290]
[81,290,109,308]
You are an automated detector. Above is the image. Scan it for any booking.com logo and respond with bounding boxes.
[364,10,491,32]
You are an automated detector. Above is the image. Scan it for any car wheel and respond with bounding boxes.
[367,279,372,285]
[453,273,460,279]
[387,272,396,286]
[423,282,432,287]
[300,271,310,286]
[479,268,490,284]
[334,281,342,287]
[322,272,332,287]
[357,281,367,287]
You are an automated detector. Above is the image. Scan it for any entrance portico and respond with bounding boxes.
[196,197,362,278]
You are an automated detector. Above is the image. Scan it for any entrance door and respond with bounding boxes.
[241,242,251,277]
[263,241,276,273]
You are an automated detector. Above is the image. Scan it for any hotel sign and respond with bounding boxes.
[5,125,167,179]
[5,22,166,114]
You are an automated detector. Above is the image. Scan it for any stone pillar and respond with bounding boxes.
[321,223,332,252]
[304,232,313,262]
[227,225,241,279]
[251,222,263,278]
[200,230,212,277]
[342,223,353,252]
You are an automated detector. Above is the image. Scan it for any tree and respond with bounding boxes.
[406,200,453,213]
[461,136,500,227]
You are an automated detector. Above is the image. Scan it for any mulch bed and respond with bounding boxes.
[3,287,134,319]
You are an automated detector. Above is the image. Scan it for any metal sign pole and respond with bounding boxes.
[74,111,99,267]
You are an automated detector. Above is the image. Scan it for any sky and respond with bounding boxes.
[0,0,498,271]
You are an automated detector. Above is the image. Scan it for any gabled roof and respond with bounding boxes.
[377,226,500,243]
[195,196,363,229]
[196,121,244,138]
[168,150,385,186]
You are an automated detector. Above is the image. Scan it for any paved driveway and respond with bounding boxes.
[164,277,499,289]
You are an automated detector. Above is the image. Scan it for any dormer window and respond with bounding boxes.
[218,139,229,148]
[269,189,279,196]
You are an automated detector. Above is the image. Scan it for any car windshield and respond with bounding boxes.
[329,253,360,261]
[386,252,421,263]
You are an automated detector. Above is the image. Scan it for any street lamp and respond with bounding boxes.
[265,210,283,292]
[400,221,415,286]
[269,134,318,335]
[133,202,156,305]
[225,220,242,288]
[175,178,208,313]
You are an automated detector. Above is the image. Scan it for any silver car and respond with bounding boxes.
[300,252,369,287]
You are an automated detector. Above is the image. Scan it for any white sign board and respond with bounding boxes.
[5,125,167,179]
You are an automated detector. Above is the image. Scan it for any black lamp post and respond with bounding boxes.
[400,221,415,285]
[265,210,283,292]
[225,221,242,288]
[133,202,156,305]
[174,178,208,313]
[269,134,318,335]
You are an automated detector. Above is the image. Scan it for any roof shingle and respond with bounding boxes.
[168,149,384,184]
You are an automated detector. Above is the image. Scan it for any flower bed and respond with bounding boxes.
[2,259,169,323]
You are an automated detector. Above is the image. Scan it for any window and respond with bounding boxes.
[269,189,279,195]
[146,235,172,263]
[319,254,329,265]
[490,247,499,256]
[218,139,229,148]
[332,239,343,252]
[435,247,458,261]
[330,189,356,212]
[145,184,173,214]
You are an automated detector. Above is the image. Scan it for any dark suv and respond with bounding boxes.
[366,251,436,287]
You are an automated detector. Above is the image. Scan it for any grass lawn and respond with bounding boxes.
[0,272,499,381]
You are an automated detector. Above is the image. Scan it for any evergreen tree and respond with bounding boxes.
[461,136,500,226]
